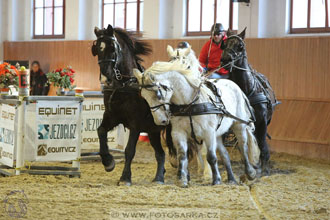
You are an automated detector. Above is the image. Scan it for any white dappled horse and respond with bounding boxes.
[167,45,212,178]
[134,61,260,187]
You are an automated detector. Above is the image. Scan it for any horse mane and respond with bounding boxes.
[174,48,201,70]
[114,28,152,62]
[145,61,203,88]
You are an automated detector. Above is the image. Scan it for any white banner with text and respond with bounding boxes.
[0,104,16,167]
[36,101,80,162]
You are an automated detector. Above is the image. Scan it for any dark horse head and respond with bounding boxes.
[220,28,247,71]
[92,24,151,87]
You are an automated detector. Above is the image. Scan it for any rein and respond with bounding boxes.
[220,35,270,106]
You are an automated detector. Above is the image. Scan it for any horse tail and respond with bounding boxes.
[165,123,176,157]
[246,124,260,167]
[242,93,256,122]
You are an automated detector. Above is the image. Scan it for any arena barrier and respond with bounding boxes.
[73,91,129,160]
[0,95,84,177]
[0,92,129,177]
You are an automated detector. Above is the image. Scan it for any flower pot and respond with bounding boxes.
[75,89,84,98]
[56,87,65,96]
[0,88,10,96]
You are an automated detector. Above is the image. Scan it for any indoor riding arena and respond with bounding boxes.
[0,1,329,220]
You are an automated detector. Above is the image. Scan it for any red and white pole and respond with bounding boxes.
[15,68,29,175]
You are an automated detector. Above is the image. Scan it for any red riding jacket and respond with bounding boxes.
[199,36,229,75]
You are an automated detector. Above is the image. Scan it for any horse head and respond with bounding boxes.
[134,68,173,125]
[92,25,123,83]
[221,28,247,70]
[167,45,202,76]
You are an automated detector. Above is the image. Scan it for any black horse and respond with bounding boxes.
[92,25,167,185]
[221,28,279,175]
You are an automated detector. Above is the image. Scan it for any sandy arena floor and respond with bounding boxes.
[0,142,329,220]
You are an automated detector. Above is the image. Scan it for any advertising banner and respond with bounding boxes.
[36,101,80,161]
[82,98,129,150]
[0,104,16,167]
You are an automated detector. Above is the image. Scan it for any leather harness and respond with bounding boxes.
[142,79,255,145]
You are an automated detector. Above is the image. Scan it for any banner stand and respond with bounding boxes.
[0,96,83,178]
[66,91,126,161]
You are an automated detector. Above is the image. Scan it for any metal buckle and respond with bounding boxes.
[114,69,122,80]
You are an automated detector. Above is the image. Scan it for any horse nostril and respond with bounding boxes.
[161,120,167,124]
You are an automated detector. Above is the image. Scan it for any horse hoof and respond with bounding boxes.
[262,168,270,176]
[180,182,189,188]
[177,179,189,188]
[152,180,164,185]
[212,180,221,185]
[117,181,132,186]
[104,160,115,172]
[152,176,164,184]
[228,180,238,185]
[246,168,257,180]
[261,160,271,176]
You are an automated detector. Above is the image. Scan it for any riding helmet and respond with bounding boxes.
[211,23,225,35]
[177,41,190,49]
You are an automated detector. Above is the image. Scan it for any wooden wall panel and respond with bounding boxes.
[3,36,330,160]
[245,37,330,101]
[4,41,100,95]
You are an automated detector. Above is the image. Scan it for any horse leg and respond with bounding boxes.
[232,124,257,180]
[98,111,117,172]
[197,146,213,180]
[173,132,189,188]
[118,130,140,186]
[216,136,237,184]
[197,146,205,176]
[255,119,270,176]
[148,132,166,184]
[205,134,221,185]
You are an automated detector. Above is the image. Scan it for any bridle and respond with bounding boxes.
[220,35,250,72]
[139,73,202,117]
[139,73,172,112]
[92,34,123,81]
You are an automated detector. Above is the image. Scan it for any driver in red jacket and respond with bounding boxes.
[199,23,229,79]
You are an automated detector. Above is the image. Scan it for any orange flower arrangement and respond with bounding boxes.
[0,62,19,89]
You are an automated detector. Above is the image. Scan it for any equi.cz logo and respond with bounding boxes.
[38,124,77,140]
[37,144,76,156]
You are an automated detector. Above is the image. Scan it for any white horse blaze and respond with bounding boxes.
[100,42,106,52]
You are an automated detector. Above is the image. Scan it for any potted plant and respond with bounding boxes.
[0,62,19,95]
[46,66,76,96]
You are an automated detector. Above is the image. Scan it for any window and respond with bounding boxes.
[33,0,65,39]
[186,0,238,36]
[291,0,330,33]
[102,0,143,33]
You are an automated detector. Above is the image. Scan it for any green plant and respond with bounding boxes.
[46,66,76,90]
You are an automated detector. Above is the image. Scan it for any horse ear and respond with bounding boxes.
[239,27,247,40]
[94,27,101,37]
[226,28,233,37]
[183,45,191,56]
[133,69,143,84]
[106,24,114,35]
[167,45,174,57]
